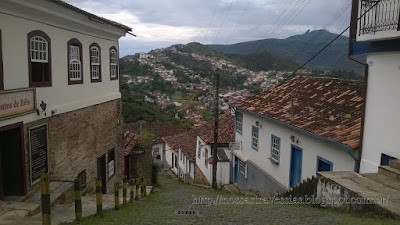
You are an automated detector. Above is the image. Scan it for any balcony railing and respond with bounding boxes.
[359,0,400,35]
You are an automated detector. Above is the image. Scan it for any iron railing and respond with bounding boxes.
[359,0,400,35]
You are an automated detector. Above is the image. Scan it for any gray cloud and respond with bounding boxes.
[64,0,351,56]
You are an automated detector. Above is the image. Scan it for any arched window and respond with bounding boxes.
[109,46,118,80]
[90,43,101,82]
[68,39,83,85]
[28,30,52,87]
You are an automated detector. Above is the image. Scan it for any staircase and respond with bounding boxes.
[0,181,74,223]
[317,159,400,218]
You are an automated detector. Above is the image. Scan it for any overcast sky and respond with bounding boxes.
[64,0,352,56]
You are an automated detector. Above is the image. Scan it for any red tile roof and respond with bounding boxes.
[231,76,364,149]
[163,131,198,161]
[194,114,235,144]
[51,0,132,31]
[124,131,140,155]
[124,122,187,144]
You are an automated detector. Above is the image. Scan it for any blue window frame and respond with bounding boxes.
[251,126,259,150]
[270,135,280,164]
[316,156,333,173]
[235,111,243,134]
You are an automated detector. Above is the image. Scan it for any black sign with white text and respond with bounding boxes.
[30,125,48,183]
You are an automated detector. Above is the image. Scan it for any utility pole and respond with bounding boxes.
[212,73,220,189]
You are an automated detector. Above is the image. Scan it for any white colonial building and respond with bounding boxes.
[349,0,400,173]
[230,77,364,194]
[194,115,233,187]
[0,0,131,200]
[163,131,197,182]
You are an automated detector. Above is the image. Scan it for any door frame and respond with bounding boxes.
[97,154,107,194]
[289,144,302,188]
[0,122,27,199]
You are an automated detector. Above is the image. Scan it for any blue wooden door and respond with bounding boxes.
[289,145,302,187]
[233,157,238,183]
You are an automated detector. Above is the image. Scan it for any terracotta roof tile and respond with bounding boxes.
[51,0,132,31]
[124,131,140,155]
[231,76,364,149]
[124,122,187,144]
[193,114,235,144]
[163,131,198,161]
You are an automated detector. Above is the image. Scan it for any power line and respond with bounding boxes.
[288,1,351,62]
[222,0,252,54]
[201,0,222,44]
[262,0,313,51]
[283,0,382,83]
[251,0,308,54]
[211,0,237,45]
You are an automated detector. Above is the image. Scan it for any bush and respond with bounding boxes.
[151,162,162,186]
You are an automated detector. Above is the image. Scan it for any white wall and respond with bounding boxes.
[178,149,194,180]
[196,136,212,182]
[165,143,178,174]
[0,2,123,128]
[195,136,231,186]
[235,110,356,188]
[360,52,400,173]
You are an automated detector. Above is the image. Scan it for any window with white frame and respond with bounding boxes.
[251,126,259,150]
[68,39,83,84]
[271,135,280,164]
[235,111,243,134]
[110,47,118,80]
[28,30,51,87]
[90,44,101,82]
[239,159,246,175]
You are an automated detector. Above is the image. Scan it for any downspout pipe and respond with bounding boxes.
[348,0,369,173]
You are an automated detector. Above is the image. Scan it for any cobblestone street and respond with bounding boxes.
[66,173,399,225]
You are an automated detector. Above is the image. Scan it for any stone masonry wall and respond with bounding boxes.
[24,99,124,195]
[194,164,211,186]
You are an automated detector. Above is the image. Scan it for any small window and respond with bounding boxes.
[78,170,87,190]
[68,39,83,85]
[235,111,243,134]
[205,149,208,168]
[251,126,259,150]
[90,43,101,82]
[107,149,115,180]
[0,30,3,90]
[239,159,246,175]
[28,30,52,87]
[110,46,118,80]
[316,156,333,172]
[174,154,178,168]
[180,150,182,160]
[271,135,280,164]
[197,141,201,159]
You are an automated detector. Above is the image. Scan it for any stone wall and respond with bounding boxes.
[128,149,152,184]
[24,99,124,194]
[194,164,210,186]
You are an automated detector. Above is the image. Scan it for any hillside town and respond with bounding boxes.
[0,0,400,225]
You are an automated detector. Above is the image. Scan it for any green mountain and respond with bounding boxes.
[208,29,364,73]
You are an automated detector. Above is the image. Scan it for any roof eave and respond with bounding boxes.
[231,104,356,152]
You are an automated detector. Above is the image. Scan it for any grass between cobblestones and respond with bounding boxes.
[62,173,399,225]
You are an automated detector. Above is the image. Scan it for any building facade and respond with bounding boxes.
[0,0,130,199]
[231,77,363,195]
[349,0,400,173]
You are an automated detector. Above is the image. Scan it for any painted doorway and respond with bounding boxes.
[0,123,26,200]
[233,157,238,183]
[97,155,107,194]
[289,145,302,188]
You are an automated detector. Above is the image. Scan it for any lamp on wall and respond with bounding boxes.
[36,101,47,116]
[290,135,296,143]
[255,121,262,128]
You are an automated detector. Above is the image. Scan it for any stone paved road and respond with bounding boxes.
[63,173,399,225]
